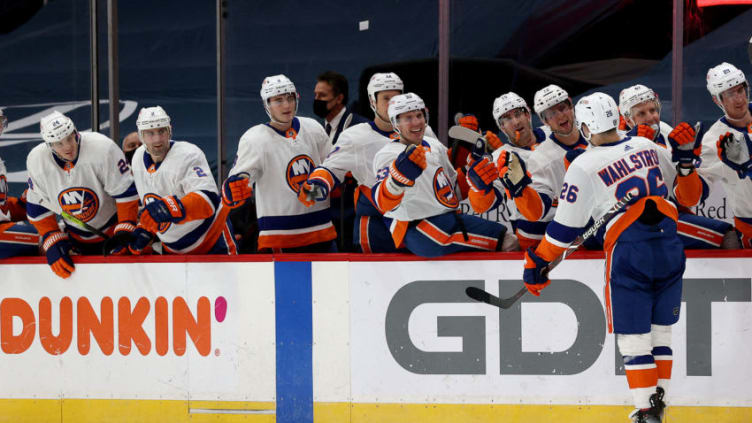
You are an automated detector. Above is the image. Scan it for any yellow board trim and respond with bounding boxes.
[0,399,276,423]
[314,402,752,423]
[1,400,750,422]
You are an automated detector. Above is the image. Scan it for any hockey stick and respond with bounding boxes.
[60,211,135,256]
[448,125,487,162]
[466,191,634,309]
[748,35,752,65]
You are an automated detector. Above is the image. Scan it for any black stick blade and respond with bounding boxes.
[465,286,527,309]
[465,286,492,303]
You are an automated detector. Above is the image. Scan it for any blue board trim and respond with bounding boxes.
[274,261,313,423]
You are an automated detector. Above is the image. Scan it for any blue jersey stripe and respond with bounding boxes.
[545,220,583,244]
[112,182,139,199]
[26,201,52,219]
[258,209,332,231]
[274,261,313,423]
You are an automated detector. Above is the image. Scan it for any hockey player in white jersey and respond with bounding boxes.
[25,111,139,278]
[699,62,752,247]
[618,85,674,146]
[296,72,404,253]
[466,92,547,250]
[1,110,39,258]
[370,93,514,257]
[128,106,237,255]
[222,74,336,253]
[496,85,589,243]
[618,83,737,249]
[522,93,704,423]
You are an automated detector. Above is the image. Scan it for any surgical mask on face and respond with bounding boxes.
[124,149,136,165]
[313,99,330,119]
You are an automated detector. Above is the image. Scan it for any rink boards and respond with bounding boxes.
[0,252,750,423]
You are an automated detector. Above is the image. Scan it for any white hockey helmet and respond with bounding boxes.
[137,106,171,131]
[260,74,298,120]
[706,62,747,99]
[575,92,619,140]
[492,92,529,130]
[367,72,404,111]
[40,111,76,144]
[618,84,661,120]
[0,109,7,135]
[387,92,428,135]
[533,84,570,120]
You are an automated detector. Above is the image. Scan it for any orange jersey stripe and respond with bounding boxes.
[0,222,39,245]
[116,199,139,223]
[257,225,337,250]
[308,168,335,191]
[674,171,703,207]
[533,236,566,263]
[416,220,498,251]
[604,242,616,333]
[655,359,672,380]
[374,181,404,213]
[625,367,658,389]
[603,196,677,254]
[468,189,496,214]
[30,214,59,237]
[514,186,545,222]
[180,192,215,222]
[359,216,372,254]
[677,220,724,246]
[517,231,543,252]
[390,220,410,249]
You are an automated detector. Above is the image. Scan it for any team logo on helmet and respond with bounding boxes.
[144,193,171,233]
[286,154,315,193]
[57,187,100,223]
[433,168,459,208]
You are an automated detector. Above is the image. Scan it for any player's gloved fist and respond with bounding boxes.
[297,179,329,207]
[467,158,498,193]
[389,144,427,187]
[222,174,252,208]
[628,124,657,141]
[564,148,586,170]
[717,131,752,178]
[484,130,503,152]
[42,231,75,279]
[668,122,703,165]
[144,195,186,224]
[106,221,136,255]
[523,247,551,296]
[458,114,479,132]
[497,150,531,198]
[128,227,154,255]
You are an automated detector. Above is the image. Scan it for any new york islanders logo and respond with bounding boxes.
[58,187,100,222]
[286,155,315,193]
[433,168,459,208]
[143,193,171,233]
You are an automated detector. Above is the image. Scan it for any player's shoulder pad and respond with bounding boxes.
[297,116,327,134]
[171,140,208,160]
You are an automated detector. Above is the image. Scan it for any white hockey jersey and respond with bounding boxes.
[373,136,461,224]
[228,116,336,249]
[525,132,589,219]
[699,116,752,220]
[26,131,137,240]
[317,121,397,190]
[542,136,677,252]
[485,126,548,245]
[131,140,225,253]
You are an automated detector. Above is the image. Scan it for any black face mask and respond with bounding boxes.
[124,149,136,165]
[313,99,330,119]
